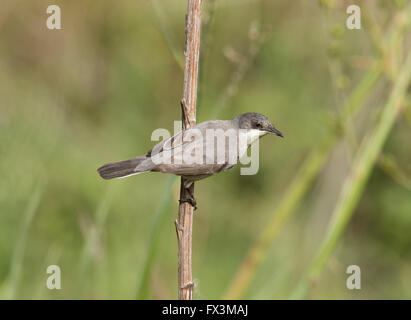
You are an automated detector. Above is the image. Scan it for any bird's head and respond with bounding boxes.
[237,112,284,138]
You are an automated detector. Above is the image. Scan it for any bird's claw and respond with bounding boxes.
[179,197,197,210]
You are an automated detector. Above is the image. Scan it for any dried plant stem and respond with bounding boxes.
[176,0,202,300]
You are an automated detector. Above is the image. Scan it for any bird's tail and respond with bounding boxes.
[97,156,154,180]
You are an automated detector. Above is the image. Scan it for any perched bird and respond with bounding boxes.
[97,112,283,207]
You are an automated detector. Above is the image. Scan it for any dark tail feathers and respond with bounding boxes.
[97,156,151,180]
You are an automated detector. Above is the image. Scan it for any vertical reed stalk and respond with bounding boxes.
[175,0,202,300]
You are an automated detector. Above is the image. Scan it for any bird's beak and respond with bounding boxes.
[267,126,284,138]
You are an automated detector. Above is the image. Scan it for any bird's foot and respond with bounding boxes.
[179,179,197,210]
[179,196,197,210]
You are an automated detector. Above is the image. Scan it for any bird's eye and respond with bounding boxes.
[256,122,263,129]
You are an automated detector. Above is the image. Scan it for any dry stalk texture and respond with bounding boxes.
[176,0,202,300]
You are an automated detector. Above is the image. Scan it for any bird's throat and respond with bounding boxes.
[246,129,267,146]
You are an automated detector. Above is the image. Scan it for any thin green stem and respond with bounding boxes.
[224,65,382,299]
[76,184,115,296]
[292,50,411,299]
[151,0,184,70]
[136,176,176,299]
[3,181,44,299]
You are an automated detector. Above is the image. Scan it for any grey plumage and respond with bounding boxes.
[97,112,283,182]
[97,156,153,179]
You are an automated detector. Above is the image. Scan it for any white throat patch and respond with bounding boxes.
[246,129,267,145]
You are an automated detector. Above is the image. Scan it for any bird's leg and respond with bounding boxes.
[179,196,197,210]
[179,181,197,210]
[179,190,197,210]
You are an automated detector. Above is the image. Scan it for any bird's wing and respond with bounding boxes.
[147,120,227,157]
[148,128,198,157]
[151,123,239,176]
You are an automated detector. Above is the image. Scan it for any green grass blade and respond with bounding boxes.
[76,184,116,296]
[292,50,411,299]
[136,176,177,299]
[224,65,381,299]
[151,0,184,70]
[3,181,44,299]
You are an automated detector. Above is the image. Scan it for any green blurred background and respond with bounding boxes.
[1,0,411,299]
